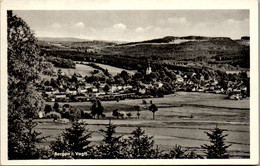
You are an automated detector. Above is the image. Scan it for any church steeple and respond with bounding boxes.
[146,62,152,75]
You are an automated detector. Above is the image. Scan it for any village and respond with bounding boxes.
[38,61,249,103]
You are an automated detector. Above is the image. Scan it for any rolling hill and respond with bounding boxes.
[39,35,250,70]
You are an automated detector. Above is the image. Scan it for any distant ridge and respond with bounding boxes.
[38,37,89,42]
[37,37,127,44]
[119,36,234,46]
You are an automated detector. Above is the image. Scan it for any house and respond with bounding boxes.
[197,88,205,92]
[85,83,92,89]
[55,94,67,102]
[229,94,242,100]
[212,79,218,85]
[38,111,45,118]
[124,85,133,89]
[157,82,163,88]
[139,89,146,94]
[92,88,99,93]
[117,86,123,90]
[53,89,60,94]
[200,75,205,81]
[111,86,118,93]
[176,75,184,82]
[226,87,233,94]
[66,88,77,95]
[96,91,106,97]
[45,91,53,96]
[215,88,224,94]
[77,85,87,93]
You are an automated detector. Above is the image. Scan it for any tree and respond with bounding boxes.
[126,113,132,118]
[44,104,52,114]
[120,70,130,85]
[8,118,48,159]
[149,104,158,120]
[90,100,104,119]
[142,99,147,105]
[103,84,110,94]
[126,127,156,158]
[133,72,143,81]
[163,145,201,159]
[95,121,126,158]
[50,78,58,88]
[115,77,125,85]
[201,127,231,159]
[50,121,93,159]
[53,102,60,112]
[112,109,119,119]
[8,11,49,159]
[71,73,78,83]
[134,105,141,119]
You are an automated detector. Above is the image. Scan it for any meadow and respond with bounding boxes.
[37,92,250,158]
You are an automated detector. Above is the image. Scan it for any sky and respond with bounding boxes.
[14,10,249,42]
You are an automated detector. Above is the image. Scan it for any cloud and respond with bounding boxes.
[168,17,189,25]
[223,18,249,27]
[154,27,162,32]
[135,26,152,33]
[135,27,144,33]
[51,23,62,29]
[112,23,126,30]
[74,22,85,29]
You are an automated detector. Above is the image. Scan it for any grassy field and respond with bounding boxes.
[75,61,137,76]
[92,62,137,76]
[38,92,250,158]
[53,61,137,77]
[55,64,96,77]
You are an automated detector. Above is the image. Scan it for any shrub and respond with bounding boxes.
[46,111,61,121]
[126,113,132,118]
[44,104,52,114]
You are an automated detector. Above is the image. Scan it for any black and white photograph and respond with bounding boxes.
[0,0,258,165]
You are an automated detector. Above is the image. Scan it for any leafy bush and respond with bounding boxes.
[59,104,82,121]
[45,56,76,68]
[44,104,52,114]
[126,113,132,118]
[46,111,61,121]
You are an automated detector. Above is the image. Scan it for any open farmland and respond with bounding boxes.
[91,62,137,76]
[76,61,136,76]
[54,61,136,77]
[55,63,97,77]
[38,92,249,158]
